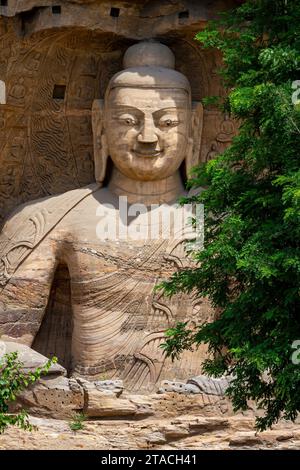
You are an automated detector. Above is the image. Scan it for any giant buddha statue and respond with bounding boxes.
[0,42,213,391]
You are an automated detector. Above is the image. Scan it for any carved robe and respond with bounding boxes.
[0,186,213,391]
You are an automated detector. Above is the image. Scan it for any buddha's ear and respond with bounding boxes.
[185,101,204,179]
[92,99,108,185]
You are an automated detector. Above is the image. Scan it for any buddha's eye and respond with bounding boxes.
[118,114,138,126]
[159,117,179,128]
[125,118,137,126]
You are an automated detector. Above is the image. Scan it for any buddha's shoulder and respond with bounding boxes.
[1,184,100,236]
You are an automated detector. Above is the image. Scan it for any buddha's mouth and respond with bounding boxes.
[133,150,163,158]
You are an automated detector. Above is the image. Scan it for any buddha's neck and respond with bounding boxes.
[108,168,184,205]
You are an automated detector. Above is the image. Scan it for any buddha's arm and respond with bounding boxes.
[0,237,59,346]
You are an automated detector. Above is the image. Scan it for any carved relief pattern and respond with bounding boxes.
[0,23,125,226]
[0,185,98,289]
[105,237,215,391]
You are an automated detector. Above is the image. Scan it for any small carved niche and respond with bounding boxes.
[20,8,40,34]
[110,7,120,17]
[178,10,189,22]
[52,5,61,14]
[53,84,66,100]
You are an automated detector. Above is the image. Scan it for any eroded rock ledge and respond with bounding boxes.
[0,0,238,39]
[1,340,233,419]
[1,340,299,450]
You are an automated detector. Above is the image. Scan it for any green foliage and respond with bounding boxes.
[0,352,57,434]
[69,412,86,432]
[161,0,300,431]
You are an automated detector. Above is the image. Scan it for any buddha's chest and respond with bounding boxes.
[61,200,196,277]
[62,238,213,343]
[65,235,190,284]
[61,234,203,323]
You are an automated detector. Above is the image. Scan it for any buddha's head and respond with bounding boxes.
[92,41,203,184]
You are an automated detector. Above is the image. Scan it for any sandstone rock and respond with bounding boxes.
[11,375,84,418]
[158,380,200,395]
[129,395,154,417]
[0,0,230,40]
[140,0,185,18]
[28,416,71,433]
[276,433,294,441]
[0,0,239,410]
[229,432,263,447]
[145,431,167,445]
[161,424,189,439]
[187,375,231,396]
[68,378,83,393]
[94,379,123,397]
[75,377,95,390]
[1,413,300,450]
[84,389,137,417]
[0,341,66,376]
[188,417,230,434]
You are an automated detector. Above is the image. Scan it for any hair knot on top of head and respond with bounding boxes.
[123,41,175,69]
[106,41,191,93]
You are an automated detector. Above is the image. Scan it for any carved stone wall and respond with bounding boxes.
[0,0,239,225]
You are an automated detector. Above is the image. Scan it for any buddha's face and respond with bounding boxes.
[104,87,191,181]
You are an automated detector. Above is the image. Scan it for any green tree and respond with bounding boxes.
[161,0,300,431]
[0,352,57,433]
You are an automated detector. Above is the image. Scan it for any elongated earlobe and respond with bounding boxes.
[92,99,108,185]
[185,101,203,178]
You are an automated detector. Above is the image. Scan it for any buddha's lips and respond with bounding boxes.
[132,150,163,158]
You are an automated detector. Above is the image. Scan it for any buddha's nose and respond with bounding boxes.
[137,117,158,144]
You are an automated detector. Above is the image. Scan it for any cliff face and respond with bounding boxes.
[1,1,236,31]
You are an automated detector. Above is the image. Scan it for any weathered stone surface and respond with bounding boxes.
[145,431,167,445]
[128,395,154,417]
[159,380,200,395]
[0,0,237,39]
[160,424,190,439]
[75,377,95,390]
[84,389,137,418]
[229,432,263,447]
[188,417,230,433]
[0,340,66,376]
[0,340,5,356]
[10,376,84,418]
[94,379,124,397]
[187,375,232,396]
[0,0,238,223]
[276,433,294,441]
[1,413,299,450]
[68,378,83,393]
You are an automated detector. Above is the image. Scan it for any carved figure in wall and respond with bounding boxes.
[217,115,235,141]
[0,41,214,391]
[9,77,26,104]
[204,113,238,163]
[206,141,219,162]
